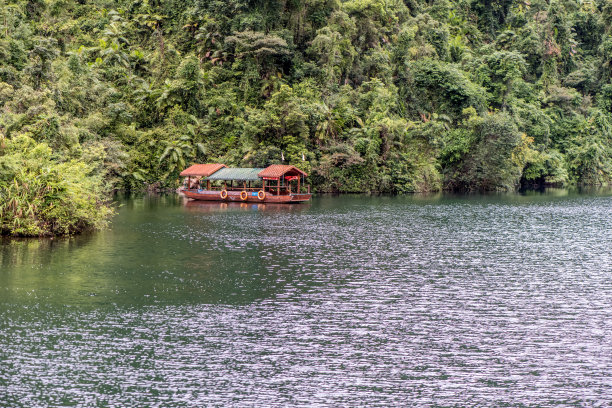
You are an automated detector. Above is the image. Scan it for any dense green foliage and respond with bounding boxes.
[2,0,612,204]
[0,135,113,236]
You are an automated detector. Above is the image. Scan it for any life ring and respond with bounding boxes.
[257,190,266,201]
[240,190,248,201]
[220,189,228,199]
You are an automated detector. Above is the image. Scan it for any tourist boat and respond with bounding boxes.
[180,163,312,203]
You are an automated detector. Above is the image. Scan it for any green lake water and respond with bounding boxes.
[1,190,611,406]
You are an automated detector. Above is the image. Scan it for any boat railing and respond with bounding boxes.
[186,185,311,195]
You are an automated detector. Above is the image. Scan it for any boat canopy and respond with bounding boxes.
[258,165,308,180]
[181,163,308,181]
[206,167,265,181]
[180,163,226,177]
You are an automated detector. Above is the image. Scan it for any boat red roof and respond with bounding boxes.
[258,165,308,179]
[180,163,226,177]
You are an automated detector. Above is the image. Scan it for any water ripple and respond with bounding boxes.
[1,193,611,406]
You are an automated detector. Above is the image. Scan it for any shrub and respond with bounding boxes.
[0,135,114,236]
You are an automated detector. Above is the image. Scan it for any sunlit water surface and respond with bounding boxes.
[1,191,611,407]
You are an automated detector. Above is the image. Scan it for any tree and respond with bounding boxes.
[25,38,57,89]
[444,112,524,190]
[473,50,526,109]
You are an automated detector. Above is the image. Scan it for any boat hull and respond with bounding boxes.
[183,189,311,203]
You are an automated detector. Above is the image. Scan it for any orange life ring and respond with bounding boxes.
[240,190,248,201]
[257,190,266,201]
[220,189,228,199]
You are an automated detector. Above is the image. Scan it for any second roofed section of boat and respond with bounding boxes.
[206,167,265,181]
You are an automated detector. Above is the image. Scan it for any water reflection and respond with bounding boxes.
[0,236,93,269]
[184,200,308,213]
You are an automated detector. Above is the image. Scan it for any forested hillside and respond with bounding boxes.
[2,0,612,199]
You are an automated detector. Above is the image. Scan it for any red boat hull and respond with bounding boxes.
[183,189,311,203]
